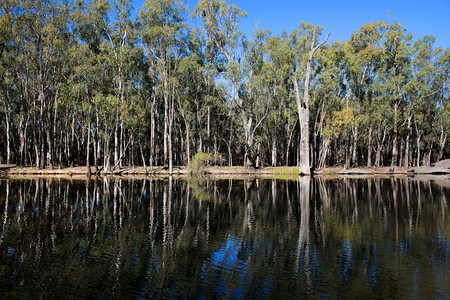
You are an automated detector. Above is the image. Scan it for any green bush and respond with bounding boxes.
[188,152,213,175]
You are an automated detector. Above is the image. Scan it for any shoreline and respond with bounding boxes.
[1,162,449,178]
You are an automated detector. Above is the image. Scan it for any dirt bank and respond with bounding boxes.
[2,160,449,178]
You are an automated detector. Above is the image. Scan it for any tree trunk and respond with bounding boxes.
[150,92,156,170]
[294,31,330,175]
[70,116,75,166]
[415,121,421,167]
[375,126,386,167]
[92,128,98,175]
[168,120,173,174]
[294,75,310,174]
[35,142,40,169]
[423,144,432,166]
[164,76,169,168]
[104,123,110,173]
[404,115,412,167]
[46,118,53,169]
[242,114,255,168]
[318,137,331,169]
[392,100,399,166]
[271,136,277,167]
[185,119,191,166]
[313,102,326,170]
[168,77,175,175]
[438,124,447,161]
[95,112,100,173]
[51,97,58,169]
[139,142,147,174]
[58,129,63,168]
[131,135,135,172]
[345,133,351,169]
[18,110,26,166]
[285,120,297,166]
[286,136,292,167]
[352,125,358,167]
[114,123,119,168]
[375,146,381,167]
[207,105,210,153]
[5,109,10,165]
[255,144,260,168]
[214,135,218,166]
[39,86,45,169]
[367,125,373,167]
[86,117,91,177]
[399,139,404,167]
[120,123,124,168]
[228,121,233,167]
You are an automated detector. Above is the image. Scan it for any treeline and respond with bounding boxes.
[0,0,448,173]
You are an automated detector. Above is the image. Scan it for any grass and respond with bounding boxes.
[267,166,299,175]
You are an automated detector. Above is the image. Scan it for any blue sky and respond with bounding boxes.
[132,0,450,48]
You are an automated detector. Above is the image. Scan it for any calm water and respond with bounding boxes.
[0,176,449,299]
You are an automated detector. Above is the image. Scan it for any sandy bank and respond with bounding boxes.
[1,160,449,178]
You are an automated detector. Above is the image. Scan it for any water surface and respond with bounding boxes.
[0,176,449,298]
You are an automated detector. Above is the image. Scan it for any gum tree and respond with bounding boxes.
[139,0,188,174]
[194,0,271,168]
[289,22,329,174]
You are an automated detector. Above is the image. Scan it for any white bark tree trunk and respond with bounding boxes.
[295,30,330,175]
[271,137,277,167]
[5,110,10,165]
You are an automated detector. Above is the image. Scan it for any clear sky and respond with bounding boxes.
[132,0,450,48]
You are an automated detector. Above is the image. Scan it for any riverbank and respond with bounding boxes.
[1,159,449,177]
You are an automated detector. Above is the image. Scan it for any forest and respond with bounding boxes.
[0,0,449,174]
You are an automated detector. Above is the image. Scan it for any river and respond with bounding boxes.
[0,176,449,298]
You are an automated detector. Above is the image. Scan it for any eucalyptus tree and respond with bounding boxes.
[139,0,188,174]
[70,0,110,172]
[70,0,139,172]
[105,0,139,170]
[264,33,297,166]
[436,48,449,161]
[289,22,329,174]
[240,28,274,167]
[181,28,233,162]
[194,0,272,168]
[0,0,40,166]
[175,28,227,165]
[343,22,386,167]
[0,0,16,164]
[37,0,73,170]
[312,41,347,169]
[176,30,206,165]
[3,0,74,168]
[381,22,412,167]
[405,37,448,166]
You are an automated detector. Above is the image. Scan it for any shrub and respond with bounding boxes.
[188,152,213,175]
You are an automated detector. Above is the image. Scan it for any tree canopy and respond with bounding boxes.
[0,0,448,172]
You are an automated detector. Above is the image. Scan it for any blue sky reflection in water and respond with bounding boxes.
[0,177,449,298]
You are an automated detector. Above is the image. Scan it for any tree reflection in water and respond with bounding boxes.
[0,176,449,298]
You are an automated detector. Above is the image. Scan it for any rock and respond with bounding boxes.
[434,159,450,169]
[411,159,450,174]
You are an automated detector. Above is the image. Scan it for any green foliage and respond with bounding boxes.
[188,152,213,175]
[323,107,355,138]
